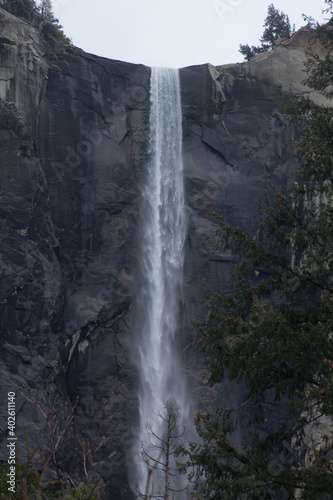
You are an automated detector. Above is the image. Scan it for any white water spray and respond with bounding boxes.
[133,67,190,497]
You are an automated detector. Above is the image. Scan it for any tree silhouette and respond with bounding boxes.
[239,3,294,61]
[0,0,37,21]
[139,401,188,500]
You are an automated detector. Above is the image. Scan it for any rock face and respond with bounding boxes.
[0,9,327,498]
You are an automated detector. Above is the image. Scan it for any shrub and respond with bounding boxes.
[0,91,30,139]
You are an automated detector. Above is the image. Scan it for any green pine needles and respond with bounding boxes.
[0,0,71,45]
[239,3,295,61]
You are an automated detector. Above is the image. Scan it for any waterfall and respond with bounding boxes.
[132,67,189,497]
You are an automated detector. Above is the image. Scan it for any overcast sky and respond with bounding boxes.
[52,0,329,68]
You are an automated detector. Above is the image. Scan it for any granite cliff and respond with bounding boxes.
[0,7,327,498]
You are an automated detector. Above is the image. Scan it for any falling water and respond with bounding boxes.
[133,67,189,497]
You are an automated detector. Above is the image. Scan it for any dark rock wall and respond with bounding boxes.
[38,55,150,496]
[0,9,150,496]
[180,58,299,326]
[0,9,322,498]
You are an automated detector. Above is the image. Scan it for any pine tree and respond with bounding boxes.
[36,0,71,45]
[39,0,55,23]
[238,43,266,61]
[0,0,37,21]
[179,5,333,498]
[261,3,293,47]
[0,0,70,44]
[239,3,295,61]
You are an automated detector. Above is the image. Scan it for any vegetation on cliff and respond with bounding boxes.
[0,91,30,139]
[0,1,71,137]
[0,382,111,499]
[0,0,70,44]
[239,3,295,61]
[180,2,333,498]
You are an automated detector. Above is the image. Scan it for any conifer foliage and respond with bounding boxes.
[239,3,294,61]
[180,3,333,498]
[0,0,70,43]
[261,3,293,48]
[0,0,37,21]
